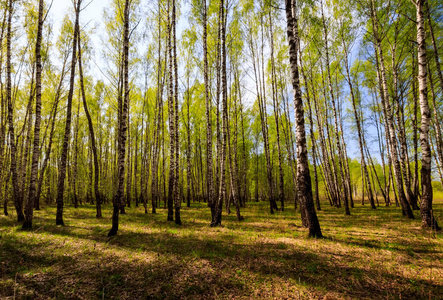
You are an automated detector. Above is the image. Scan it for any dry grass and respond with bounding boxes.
[0,199,442,299]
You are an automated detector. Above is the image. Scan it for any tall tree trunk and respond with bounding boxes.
[426,0,443,96]
[300,63,320,211]
[151,5,164,214]
[6,0,24,222]
[340,29,376,209]
[285,0,322,237]
[390,41,418,210]
[429,66,443,188]
[172,0,181,225]
[186,75,192,208]
[20,69,35,219]
[23,0,44,227]
[249,21,277,214]
[108,0,130,236]
[166,0,175,222]
[55,0,81,226]
[126,112,131,208]
[321,0,350,215]
[213,0,227,226]
[78,25,101,218]
[203,0,215,224]
[416,0,440,230]
[411,47,420,200]
[280,80,298,210]
[370,0,413,218]
[239,82,248,207]
[72,101,80,208]
[0,5,7,216]
[227,72,243,221]
[269,12,285,212]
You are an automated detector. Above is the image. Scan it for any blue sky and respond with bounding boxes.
[50,0,110,25]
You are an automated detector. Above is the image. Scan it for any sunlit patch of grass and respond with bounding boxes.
[0,199,442,299]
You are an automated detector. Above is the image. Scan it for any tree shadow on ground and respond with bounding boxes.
[1,216,441,299]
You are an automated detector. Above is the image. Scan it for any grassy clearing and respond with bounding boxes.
[0,199,442,299]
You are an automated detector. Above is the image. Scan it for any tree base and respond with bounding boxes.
[56,219,65,226]
[108,228,118,236]
[22,220,32,229]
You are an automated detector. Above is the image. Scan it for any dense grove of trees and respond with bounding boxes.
[1,0,442,236]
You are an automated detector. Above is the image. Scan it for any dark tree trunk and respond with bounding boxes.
[166,0,175,222]
[23,0,45,228]
[55,0,82,226]
[370,0,414,219]
[6,0,24,222]
[172,0,181,225]
[78,28,101,218]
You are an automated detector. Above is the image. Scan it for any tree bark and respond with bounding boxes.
[212,0,227,226]
[78,25,101,218]
[320,0,350,215]
[370,0,413,218]
[55,0,82,226]
[6,0,24,222]
[269,11,285,212]
[416,0,440,230]
[109,0,130,236]
[340,29,376,209]
[172,0,181,225]
[203,0,215,224]
[285,0,322,237]
[25,4,44,222]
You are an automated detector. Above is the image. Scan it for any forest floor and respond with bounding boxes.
[0,199,442,299]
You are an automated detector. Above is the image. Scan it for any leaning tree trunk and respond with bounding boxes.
[321,0,350,215]
[429,67,443,189]
[249,23,277,214]
[416,0,440,230]
[35,55,67,211]
[340,29,376,209]
[285,0,322,238]
[269,12,285,212]
[226,75,243,221]
[55,0,81,226]
[370,0,414,218]
[78,29,101,218]
[300,64,321,211]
